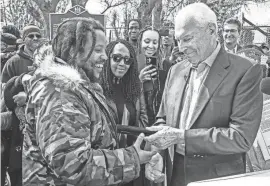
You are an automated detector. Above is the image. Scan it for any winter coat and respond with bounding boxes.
[1,45,33,83]
[22,46,141,186]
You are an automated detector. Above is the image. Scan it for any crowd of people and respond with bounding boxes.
[1,2,270,186]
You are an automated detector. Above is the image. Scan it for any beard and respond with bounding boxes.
[80,58,105,83]
[83,67,99,83]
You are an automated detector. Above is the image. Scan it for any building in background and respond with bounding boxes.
[240,1,270,45]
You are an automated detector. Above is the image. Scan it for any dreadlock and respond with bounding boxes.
[52,17,104,67]
[100,39,141,104]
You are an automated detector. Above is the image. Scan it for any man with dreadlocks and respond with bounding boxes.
[13,17,157,186]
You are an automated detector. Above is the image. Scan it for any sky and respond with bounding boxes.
[241,1,270,25]
[85,0,104,14]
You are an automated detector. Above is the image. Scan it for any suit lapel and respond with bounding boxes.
[188,49,230,128]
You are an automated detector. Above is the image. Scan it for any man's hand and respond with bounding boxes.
[13,92,27,107]
[144,126,184,150]
[133,133,157,164]
[145,153,165,183]
[139,65,157,82]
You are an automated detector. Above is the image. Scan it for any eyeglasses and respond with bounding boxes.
[111,54,134,65]
[129,26,139,30]
[27,34,41,39]
[224,29,238,33]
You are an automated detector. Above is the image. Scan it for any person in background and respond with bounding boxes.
[1,33,18,71]
[127,19,141,52]
[0,33,19,186]
[260,43,270,76]
[12,17,158,186]
[223,17,242,53]
[261,43,270,55]
[145,3,263,186]
[137,27,170,126]
[1,25,42,186]
[160,28,175,68]
[2,25,21,39]
[2,25,42,83]
[100,39,149,186]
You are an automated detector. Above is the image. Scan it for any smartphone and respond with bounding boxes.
[146,56,157,67]
[146,56,157,78]
[174,38,178,46]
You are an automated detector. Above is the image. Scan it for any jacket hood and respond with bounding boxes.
[32,44,89,90]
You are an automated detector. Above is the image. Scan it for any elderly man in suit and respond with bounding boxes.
[144,3,263,186]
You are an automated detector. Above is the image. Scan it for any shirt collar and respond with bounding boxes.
[224,44,237,53]
[203,42,221,68]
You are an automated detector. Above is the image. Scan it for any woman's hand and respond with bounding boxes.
[139,65,157,82]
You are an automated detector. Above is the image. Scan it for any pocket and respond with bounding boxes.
[215,159,244,177]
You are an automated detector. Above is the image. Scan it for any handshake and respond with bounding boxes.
[119,125,185,183]
[133,133,165,183]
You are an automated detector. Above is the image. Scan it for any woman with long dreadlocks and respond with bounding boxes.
[4,17,159,186]
[137,27,171,125]
[100,39,149,186]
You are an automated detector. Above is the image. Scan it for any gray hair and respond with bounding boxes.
[175,3,218,33]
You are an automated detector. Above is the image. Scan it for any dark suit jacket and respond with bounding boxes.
[156,48,263,185]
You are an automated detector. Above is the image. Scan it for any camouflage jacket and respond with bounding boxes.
[23,46,141,186]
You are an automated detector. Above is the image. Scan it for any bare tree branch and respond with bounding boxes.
[163,0,184,21]
[100,0,130,14]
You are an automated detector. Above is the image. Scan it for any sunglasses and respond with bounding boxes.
[27,34,41,39]
[111,54,134,65]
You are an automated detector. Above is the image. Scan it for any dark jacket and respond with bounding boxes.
[106,92,148,129]
[157,48,263,185]
[1,46,17,72]
[3,75,26,172]
[1,45,33,83]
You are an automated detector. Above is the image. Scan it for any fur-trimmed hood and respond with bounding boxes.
[32,44,87,90]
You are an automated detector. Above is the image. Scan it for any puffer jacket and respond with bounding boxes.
[22,45,141,186]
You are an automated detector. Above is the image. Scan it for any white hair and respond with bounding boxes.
[175,3,218,32]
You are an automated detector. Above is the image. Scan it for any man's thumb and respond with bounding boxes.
[134,133,145,147]
[150,153,160,164]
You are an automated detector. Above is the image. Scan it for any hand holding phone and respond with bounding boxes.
[145,57,158,78]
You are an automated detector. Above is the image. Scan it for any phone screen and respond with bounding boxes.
[174,39,178,47]
[146,57,157,67]
[146,57,157,78]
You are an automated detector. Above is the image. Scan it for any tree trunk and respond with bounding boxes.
[137,0,157,28]
[30,0,61,38]
[152,0,162,29]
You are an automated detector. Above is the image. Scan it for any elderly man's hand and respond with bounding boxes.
[144,126,184,150]
[145,153,165,183]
